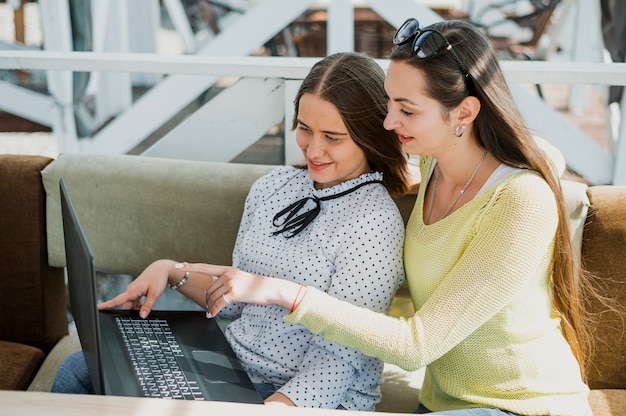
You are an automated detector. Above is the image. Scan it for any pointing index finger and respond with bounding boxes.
[97,292,134,310]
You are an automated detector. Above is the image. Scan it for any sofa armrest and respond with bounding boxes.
[582,185,626,390]
[0,155,68,353]
[27,334,81,392]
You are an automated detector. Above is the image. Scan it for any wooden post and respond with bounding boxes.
[13,0,29,84]
[13,0,26,43]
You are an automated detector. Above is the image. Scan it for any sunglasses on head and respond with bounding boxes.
[393,18,471,81]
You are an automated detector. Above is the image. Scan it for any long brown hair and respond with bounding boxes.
[390,20,597,377]
[292,52,409,197]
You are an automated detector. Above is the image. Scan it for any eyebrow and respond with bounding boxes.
[297,119,349,136]
[391,97,418,106]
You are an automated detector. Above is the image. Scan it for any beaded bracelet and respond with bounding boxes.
[169,271,190,290]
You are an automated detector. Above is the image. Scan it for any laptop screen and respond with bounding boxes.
[59,178,263,403]
[60,177,106,395]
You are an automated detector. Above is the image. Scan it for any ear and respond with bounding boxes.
[455,95,481,125]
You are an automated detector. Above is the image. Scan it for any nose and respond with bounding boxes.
[383,111,398,131]
[302,134,325,158]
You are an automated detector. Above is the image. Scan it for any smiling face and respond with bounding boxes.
[383,60,455,157]
[296,93,370,189]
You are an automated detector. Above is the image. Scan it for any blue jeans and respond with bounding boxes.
[51,351,93,394]
[416,404,521,415]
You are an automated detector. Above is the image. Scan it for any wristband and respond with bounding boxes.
[290,284,304,313]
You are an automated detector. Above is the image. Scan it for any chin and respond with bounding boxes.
[401,143,420,155]
[308,172,326,184]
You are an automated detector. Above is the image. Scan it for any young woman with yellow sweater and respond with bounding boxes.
[182,19,600,415]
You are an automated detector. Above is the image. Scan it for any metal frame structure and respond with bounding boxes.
[1,0,625,185]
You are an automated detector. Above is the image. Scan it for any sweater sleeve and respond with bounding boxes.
[285,173,559,371]
[285,286,423,369]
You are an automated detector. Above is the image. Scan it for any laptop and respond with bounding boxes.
[59,177,263,403]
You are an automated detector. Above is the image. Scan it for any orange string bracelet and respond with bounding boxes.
[290,284,304,313]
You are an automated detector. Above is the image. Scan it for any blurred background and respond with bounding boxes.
[0,0,622,183]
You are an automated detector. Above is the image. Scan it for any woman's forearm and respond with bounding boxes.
[168,261,217,309]
[257,277,307,312]
[173,262,308,315]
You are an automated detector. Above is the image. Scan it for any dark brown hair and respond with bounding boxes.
[391,20,599,378]
[292,52,409,197]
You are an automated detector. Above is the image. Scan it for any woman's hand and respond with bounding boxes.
[264,392,296,406]
[175,263,303,318]
[97,259,178,318]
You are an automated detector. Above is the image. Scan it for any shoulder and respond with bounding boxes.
[244,166,307,211]
[251,166,306,192]
[331,174,399,213]
[472,170,560,246]
[498,171,554,202]
[486,170,557,218]
[341,184,405,231]
[257,165,305,183]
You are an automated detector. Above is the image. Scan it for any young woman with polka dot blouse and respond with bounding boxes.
[53,52,410,410]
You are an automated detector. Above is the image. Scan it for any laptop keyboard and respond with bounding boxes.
[115,316,205,400]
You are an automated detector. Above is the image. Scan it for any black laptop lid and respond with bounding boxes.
[59,178,263,404]
[60,177,106,395]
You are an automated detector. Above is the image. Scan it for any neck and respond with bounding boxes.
[426,149,489,223]
[435,148,488,184]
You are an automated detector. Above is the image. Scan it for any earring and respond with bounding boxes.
[455,124,466,137]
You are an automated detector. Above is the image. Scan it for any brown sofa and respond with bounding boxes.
[581,186,626,415]
[0,153,624,415]
[0,155,68,390]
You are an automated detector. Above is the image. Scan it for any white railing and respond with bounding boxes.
[0,50,625,185]
[3,50,626,84]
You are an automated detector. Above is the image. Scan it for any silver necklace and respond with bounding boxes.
[426,150,488,223]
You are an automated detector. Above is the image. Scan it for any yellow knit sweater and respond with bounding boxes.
[285,156,591,415]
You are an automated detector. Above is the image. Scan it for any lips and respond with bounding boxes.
[308,159,331,171]
[397,133,414,144]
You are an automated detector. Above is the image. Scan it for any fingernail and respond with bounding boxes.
[212,275,218,281]
[140,310,148,319]
[175,262,184,269]
[204,290,210,318]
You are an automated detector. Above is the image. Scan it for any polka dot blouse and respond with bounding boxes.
[218,166,405,410]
